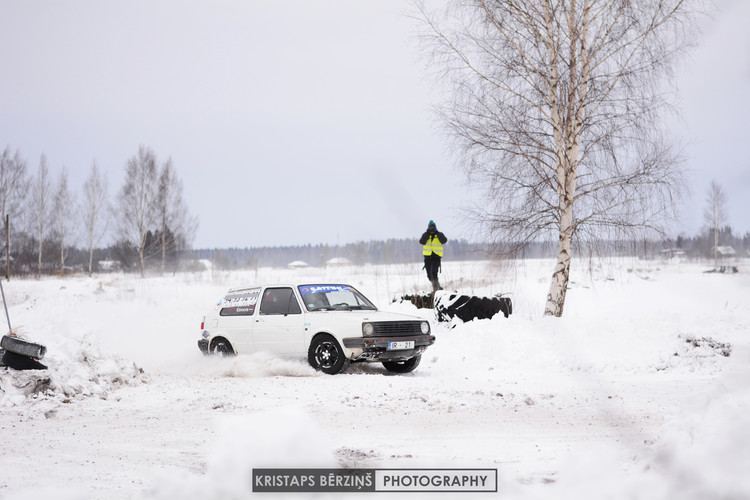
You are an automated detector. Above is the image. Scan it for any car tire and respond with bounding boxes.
[209,337,236,357]
[382,355,421,374]
[1,335,47,360]
[308,334,349,375]
[1,349,47,370]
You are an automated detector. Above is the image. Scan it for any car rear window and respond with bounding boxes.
[219,287,261,316]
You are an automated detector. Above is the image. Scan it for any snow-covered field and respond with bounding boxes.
[0,258,748,499]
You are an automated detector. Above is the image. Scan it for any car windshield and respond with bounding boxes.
[297,284,377,312]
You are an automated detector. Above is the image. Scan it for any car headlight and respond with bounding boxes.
[362,323,374,336]
[420,321,430,334]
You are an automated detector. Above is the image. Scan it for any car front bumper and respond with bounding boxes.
[342,335,435,361]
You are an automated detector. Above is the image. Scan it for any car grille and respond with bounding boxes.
[371,321,423,337]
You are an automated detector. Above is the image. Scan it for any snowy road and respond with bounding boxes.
[0,367,706,496]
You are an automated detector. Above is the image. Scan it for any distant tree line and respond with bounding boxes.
[194,239,490,270]
[194,230,750,272]
[670,227,750,260]
[1,144,197,278]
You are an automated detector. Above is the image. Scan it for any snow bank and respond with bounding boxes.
[0,334,147,408]
[654,386,750,499]
[515,378,750,500]
[145,406,337,500]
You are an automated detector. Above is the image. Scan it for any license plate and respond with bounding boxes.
[387,341,415,350]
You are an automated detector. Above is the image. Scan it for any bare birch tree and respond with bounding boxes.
[155,158,197,274]
[30,154,53,277]
[418,0,695,316]
[52,167,77,275]
[0,147,28,279]
[82,161,110,275]
[117,145,158,276]
[703,180,727,268]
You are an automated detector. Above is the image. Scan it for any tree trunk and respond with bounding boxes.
[139,246,145,277]
[88,236,94,276]
[161,230,166,275]
[60,240,65,277]
[38,240,43,277]
[713,227,718,268]
[545,202,574,317]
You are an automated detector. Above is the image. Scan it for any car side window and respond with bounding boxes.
[260,288,301,315]
[287,292,302,314]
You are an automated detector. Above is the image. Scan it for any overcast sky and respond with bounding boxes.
[1,0,748,249]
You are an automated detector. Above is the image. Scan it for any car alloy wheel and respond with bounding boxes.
[308,334,349,375]
[315,341,339,369]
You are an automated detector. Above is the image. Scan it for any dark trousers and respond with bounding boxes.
[424,254,442,290]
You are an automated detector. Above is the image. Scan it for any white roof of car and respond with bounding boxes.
[226,283,354,292]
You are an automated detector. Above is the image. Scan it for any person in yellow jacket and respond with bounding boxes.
[419,220,447,292]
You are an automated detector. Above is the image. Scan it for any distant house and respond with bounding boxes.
[98,260,122,272]
[288,260,309,269]
[325,257,352,267]
[660,249,686,260]
[717,246,736,257]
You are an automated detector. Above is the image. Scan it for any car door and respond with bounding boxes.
[253,287,305,354]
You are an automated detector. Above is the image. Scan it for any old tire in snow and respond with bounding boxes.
[1,349,47,370]
[1,335,46,360]
[382,355,421,374]
[434,292,512,322]
[308,334,349,375]
[209,337,236,357]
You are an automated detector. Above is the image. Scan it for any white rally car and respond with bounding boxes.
[198,283,435,374]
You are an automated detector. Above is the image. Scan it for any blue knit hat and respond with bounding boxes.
[428,220,436,228]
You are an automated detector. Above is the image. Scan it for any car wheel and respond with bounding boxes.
[1,335,47,360]
[209,337,235,357]
[308,334,349,375]
[382,355,421,374]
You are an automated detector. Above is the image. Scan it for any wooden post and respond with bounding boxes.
[4,214,9,281]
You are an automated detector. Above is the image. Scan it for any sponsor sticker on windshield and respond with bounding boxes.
[298,285,353,295]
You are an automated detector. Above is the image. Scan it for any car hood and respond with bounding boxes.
[307,309,424,323]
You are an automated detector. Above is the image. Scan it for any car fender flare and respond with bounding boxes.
[209,336,236,356]
[309,331,355,359]
[208,330,233,345]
